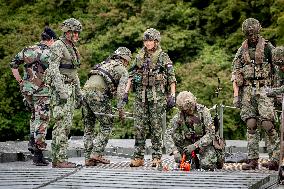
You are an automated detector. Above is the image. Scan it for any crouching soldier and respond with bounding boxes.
[83,47,132,166]
[165,91,225,170]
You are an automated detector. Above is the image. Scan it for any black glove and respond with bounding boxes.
[173,151,182,163]
[75,95,85,109]
[118,108,125,124]
[167,94,175,109]
[233,96,241,108]
[122,93,129,103]
[183,144,196,154]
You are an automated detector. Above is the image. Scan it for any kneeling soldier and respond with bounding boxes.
[165,91,224,170]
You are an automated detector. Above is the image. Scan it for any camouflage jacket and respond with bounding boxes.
[47,36,81,98]
[165,104,215,154]
[129,46,176,102]
[272,68,284,95]
[10,42,51,95]
[232,36,275,89]
[84,58,129,108]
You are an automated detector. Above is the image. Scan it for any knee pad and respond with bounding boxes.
[246,118,257,134]
[261,120,274,135]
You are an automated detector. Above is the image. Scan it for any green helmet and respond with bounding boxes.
[272,46,284,66]
[114,47,132,62]
[61,18,82,32]
[176,91,197,111]
[242,18,261,36]
[143,28,161,42]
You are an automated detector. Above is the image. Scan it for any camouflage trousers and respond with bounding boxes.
[247,128,280,161]
[51,83,76,164]
[133,98,165,160]
[241,86,280,161]
[83,90,113,160]
[22,88,50,150]
[174,138,223,170]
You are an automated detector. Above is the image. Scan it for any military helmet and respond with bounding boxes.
[242,18,261,36]
[176,91,197,110]
[61,18,82,32]
[114,47,132,62]
[143,28,161,42]
[272,46,284,66]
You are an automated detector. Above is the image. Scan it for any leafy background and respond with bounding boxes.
[0,0,283,141]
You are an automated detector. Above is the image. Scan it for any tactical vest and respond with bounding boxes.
[58,38,80,69]
[133,47,167,103]
[88,59,120,96]
[175,105,206,144]
[240,38,273,87]
[22,43,50,87]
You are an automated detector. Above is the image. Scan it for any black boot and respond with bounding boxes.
[33,149,49,166]
[28,134,35,154]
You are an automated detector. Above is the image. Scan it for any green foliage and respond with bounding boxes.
[0,0,283,141]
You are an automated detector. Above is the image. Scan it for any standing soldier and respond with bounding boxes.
[83,47,132,166]
[10,26,57,166]
[165,91,224,170]
[48,18,83,168]
[125,28,176,167]
[232,18,280,170]
[266,46,284,99]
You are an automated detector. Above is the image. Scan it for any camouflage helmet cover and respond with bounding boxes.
[61,18,82,32]
[114,47,132,62]
[272,46,284,66]
[242,18,261,36]
[143,28,161,42]
[176,91,197,110]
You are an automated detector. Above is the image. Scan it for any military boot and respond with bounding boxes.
[85,159,97,167]
[90,154,110,164]
[52,161,77,168]
[151,158,162,167]
[242,158,258,170]
[129,158,144,167]
[33,149,49,166]
[28,134,35,154]
[261,160,279,171]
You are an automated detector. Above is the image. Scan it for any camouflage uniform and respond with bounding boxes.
[129,28,176,166]
[11,42,51,149]
[232,18,280,170]
[10,27,57,165]
[165,91,224,170]
[267,46,284,102]
[83,47,131,165]
[47,18,82,168]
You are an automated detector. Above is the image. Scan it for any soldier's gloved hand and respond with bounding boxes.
[233,96,241,108]
[118,108,125,124]
[122,93,128,103]
[167,94,176,109]
[59,92,68,104]
[173,151,182,163]
[183,144,196,154]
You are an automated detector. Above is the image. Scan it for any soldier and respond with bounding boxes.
[10,26,57,166]
[48,18,83,168]
[232,18,280,170]
[125,28,176,167]
[165,91,224,170]
[83,47,132,166]
[266,46,284,98]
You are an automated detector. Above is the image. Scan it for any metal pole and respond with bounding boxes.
[162,110,167,154]
[219,104,224,138]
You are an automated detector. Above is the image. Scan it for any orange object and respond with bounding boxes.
[180,154,191,171]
